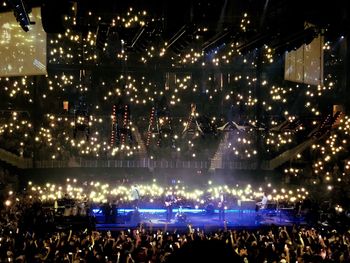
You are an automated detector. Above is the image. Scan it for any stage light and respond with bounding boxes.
[8,0,35,32]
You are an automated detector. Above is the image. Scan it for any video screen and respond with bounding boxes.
[0,7,47,77]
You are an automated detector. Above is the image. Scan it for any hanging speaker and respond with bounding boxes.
[41,0,71,33]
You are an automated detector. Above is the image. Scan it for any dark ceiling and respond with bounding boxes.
[2,0,350,63]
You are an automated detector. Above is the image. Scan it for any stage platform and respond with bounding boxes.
[93,207,305,231]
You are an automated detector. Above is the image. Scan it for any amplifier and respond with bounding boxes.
[237,200,256,209]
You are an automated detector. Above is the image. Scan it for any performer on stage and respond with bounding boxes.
[130,184,140,210]
[256,192,268,211]
[111,199,118,224]
[218,190,225,221]
[165,192,176,222]
[129,185,141,224]
[102,201,112,223]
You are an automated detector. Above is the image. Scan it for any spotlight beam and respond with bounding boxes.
[236,33,272,53]
[165,25,187,50]
[202,29,230,52]
[130,26,145,48]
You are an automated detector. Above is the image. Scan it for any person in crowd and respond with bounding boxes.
[4,184,350,263]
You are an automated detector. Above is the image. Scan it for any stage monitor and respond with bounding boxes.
[0,7,47,77]
[284,34,323,86]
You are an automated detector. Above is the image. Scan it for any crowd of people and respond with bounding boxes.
[1,190,350,263]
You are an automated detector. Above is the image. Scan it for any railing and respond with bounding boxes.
[0,147,273,170]
[222,160,258,170]
[222,160,270,170]
[268,137,316,170]
[33,158,267,170]
[34,158,210,169]
[0,148,32,169]
[0,148,282,171]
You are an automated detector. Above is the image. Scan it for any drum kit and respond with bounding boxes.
[175,206,187,223]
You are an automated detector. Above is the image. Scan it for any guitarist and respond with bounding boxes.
[165,192,177,222]
[218,190,226,221]
[130,184,141,210]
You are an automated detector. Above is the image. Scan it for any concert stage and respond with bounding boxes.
[93,207,305,231]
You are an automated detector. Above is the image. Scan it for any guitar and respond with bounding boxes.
[165,197,181,207]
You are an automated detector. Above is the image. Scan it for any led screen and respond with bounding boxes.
[284,34,323,86]
[0,7,47,77]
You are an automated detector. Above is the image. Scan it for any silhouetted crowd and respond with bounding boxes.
[2,193,350,263]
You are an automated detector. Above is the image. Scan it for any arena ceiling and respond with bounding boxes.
[1,0,349,62]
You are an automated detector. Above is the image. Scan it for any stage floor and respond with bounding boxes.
[93,208,305,231]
